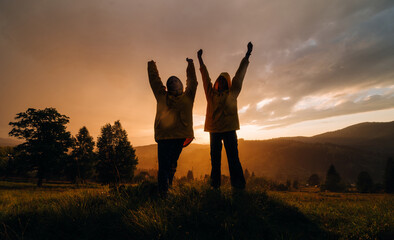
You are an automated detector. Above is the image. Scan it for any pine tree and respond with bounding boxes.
[96,121,138,185]
[323,164,344,192]
[187,170,194,181]
[68,126,96,183]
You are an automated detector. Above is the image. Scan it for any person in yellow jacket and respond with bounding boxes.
[148,58,198,196]
[197,42,253,189]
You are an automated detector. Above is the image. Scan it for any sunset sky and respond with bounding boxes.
[1,0,393,146]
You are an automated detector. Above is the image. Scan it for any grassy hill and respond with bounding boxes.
[1,181,393,239]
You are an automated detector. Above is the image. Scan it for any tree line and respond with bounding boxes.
[1,108,138,186]
[1,107,393,193]
[183,161,394,194]
[303,162,394,193]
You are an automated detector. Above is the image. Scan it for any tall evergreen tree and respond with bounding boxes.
[67,126,96,183]
[96,121,138,185]
[9,108,73,186]
[323,164,344,192]
[384,157,394,193]
[187,170,194,181]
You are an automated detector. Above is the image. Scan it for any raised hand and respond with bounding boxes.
[247,42,253,55]
[148,60,157,68]
[197,49,203,59]
[186,58,193,63]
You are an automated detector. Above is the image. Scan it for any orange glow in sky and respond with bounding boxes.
[0,0,393,146]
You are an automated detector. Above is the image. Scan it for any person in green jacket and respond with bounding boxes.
[197,42,253,189]
[148,58,198,196]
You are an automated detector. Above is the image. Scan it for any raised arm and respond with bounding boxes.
[231,42,253,98]
[148,60,165,100]
[185,58,198,100]
[197,49,213,96]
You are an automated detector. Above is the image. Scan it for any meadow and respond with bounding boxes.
[0,180,392,240]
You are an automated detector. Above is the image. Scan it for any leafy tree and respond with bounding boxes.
[308,174,320,187]
[9,108,73,186]
[356,171,374,193]
[67,126,96,183]
[187,170,194,181]
[96,121,138,185]
[384,157,394,193]
[323,164,344,192]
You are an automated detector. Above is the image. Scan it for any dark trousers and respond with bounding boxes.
[210,130,245,189]
[157,138,185,194]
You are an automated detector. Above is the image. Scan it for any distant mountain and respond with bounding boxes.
[285,121,394,155]
[310,121,394,155]
[313,121,394,139]
[135,121,394,183]
[0,138,23,147]
[2,121,392,183]
[136,139,388,183]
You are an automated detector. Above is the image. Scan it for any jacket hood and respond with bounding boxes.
[166,76,183,96]
[214,72,231,91]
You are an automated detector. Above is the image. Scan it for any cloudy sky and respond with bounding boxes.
[1,0,393,146]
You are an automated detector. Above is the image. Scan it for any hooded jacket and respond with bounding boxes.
[200,56,249,132]
[148,61,198,141]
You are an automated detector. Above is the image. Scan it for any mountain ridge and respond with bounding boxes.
[3,121,393,183]
[135,121,394,183]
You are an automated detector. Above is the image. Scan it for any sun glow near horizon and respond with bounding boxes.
[187,108,394,146]
[1,0,394,147]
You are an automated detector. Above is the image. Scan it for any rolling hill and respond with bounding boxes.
[135,121,394,183]
[310,121,394,155]
[3,121,392,183]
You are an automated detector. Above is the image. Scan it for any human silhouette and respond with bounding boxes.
[148,58,198,196]
[197,42,253,189]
